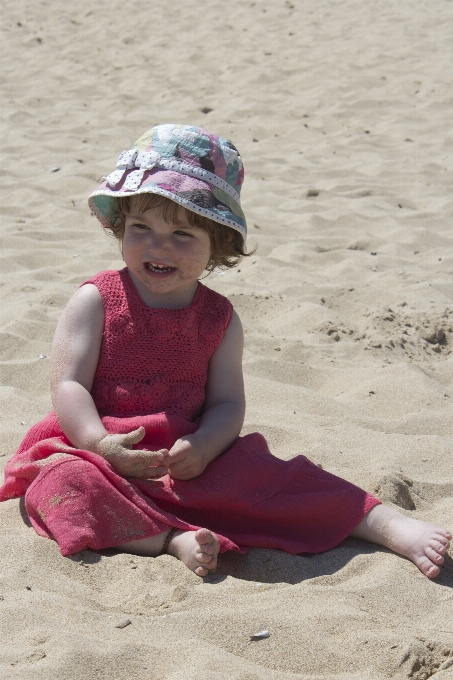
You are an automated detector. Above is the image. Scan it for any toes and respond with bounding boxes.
[425,563,441,578]
[195,550,213,563]
[197,543,214,556]
[434,529,452,543]
[195,529,219,549]
[431,539,448,555]
[196,550,217,567]
[425,545,445,564]
[194,556,217,574]
[417,555,441,579]
[194,529,220,566]
[440,529,452,540]
[195,528,214,543]
[434,533,451,548]
[194,565,209,577]
[173,529,219,577]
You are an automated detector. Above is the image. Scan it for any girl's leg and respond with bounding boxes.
[350,505,451,578]
[115,527,220,577]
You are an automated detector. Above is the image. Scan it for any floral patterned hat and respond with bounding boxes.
[88,124,247,242]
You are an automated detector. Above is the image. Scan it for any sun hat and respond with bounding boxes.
[88,124,247,242]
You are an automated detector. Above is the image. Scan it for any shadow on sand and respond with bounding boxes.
[19,497,452,586]
[211,538,453,588]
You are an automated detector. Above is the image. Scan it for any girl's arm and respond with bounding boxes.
[51,284,166,477]
[164,310,246,480]
[51,284,108,451]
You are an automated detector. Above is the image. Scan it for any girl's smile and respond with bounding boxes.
[146,262,176,275]
[122,203,212,308]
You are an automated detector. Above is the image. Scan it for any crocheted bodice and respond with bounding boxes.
[84,269,233,420]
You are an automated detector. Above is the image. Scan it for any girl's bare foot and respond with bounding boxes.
[115,527,219,577]
[350,505,451,578]
[167,528,219,576]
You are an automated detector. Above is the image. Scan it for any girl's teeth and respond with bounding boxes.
[148,263,172,272]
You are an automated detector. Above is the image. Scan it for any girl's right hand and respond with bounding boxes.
[95,427,168,479]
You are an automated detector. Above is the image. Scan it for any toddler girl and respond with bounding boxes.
[1,124,450,578]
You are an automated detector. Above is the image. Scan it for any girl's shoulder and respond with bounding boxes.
[196,283,234,330]
[82,268,125,290]
[197,281,233,307]
[80,268,131,305]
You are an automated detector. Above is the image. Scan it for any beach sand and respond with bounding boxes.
[1,0,452,677]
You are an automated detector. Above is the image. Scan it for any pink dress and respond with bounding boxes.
[0,269,380,556]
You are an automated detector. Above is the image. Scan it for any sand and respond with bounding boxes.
[1,0,453,677]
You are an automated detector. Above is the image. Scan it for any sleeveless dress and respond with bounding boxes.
[0,269,380,557]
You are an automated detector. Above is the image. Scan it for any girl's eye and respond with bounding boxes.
[174,230,192,237]
[132,222,149,230]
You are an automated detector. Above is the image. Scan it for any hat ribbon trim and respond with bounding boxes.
[103,150,241,202]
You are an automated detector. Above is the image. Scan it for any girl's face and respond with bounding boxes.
[122,202,212,308]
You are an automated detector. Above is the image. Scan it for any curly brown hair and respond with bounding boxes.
[108,194,252,272]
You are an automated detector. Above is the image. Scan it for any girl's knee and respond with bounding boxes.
[26,457,99,510]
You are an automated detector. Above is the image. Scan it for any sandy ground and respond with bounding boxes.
[1,0,453,678]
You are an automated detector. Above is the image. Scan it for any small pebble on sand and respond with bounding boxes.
[250,630,270,640]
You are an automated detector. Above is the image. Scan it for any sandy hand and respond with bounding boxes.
[95,427,168,478]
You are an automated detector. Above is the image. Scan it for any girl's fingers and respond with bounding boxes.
[164,448,188,465]
[119,427,146,447]
[128,450,167,477]
[103,437,171,478]
[135,449,165,464]
[155,448,170,460]
[166,458,185,472]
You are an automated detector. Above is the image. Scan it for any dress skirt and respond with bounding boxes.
[0,412,380,556]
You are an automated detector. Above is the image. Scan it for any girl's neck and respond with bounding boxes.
[126,269,200,310]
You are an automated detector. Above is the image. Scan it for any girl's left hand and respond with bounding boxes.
[164,436,208,480]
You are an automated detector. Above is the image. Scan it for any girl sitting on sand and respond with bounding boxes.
[1,124,450,578]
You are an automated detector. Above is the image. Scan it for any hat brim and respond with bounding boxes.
[88,167,247,242]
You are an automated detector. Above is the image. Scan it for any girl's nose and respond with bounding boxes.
[146,231,170,253]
